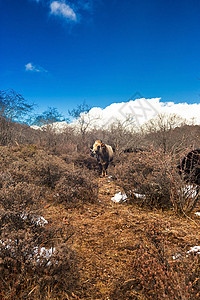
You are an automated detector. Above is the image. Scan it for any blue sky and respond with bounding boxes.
[1,0,200,115]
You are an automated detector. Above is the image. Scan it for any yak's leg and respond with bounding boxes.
[99,164,103,176]
[102,166,106,177]
[101,164,107,177]
[99,164,105,177]
[100,162,109,177]
[104,162,109,177]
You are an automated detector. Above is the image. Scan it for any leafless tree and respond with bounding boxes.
[0,89,34,145]
[141,113,187,153]
[31,107,67,149]
[68,102,100,142]
[106,116,142,154]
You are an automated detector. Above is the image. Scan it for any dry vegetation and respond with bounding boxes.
[0,111,200,299]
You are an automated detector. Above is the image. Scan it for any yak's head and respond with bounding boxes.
[90,140,105,157]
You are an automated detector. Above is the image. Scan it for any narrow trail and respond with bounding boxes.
[66,177,140,299]
[97,176,123,203]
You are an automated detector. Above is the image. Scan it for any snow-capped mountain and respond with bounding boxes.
[32,97,200,132]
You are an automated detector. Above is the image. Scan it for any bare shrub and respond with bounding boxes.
[0,183,78,299]
[0,145,68,188]
[0,145,98,208]
[49,129,78,155]
[111,222,200,300]
[54,168,98,208]
[106,120,141,154]
[63,152,100,173]
[0,145,98,298]
[115,148,172,209]
[114,147,199,212]
[0,220,78,299]
[141,113,187,153]
[0,182,43,211]
[170,169,200,213]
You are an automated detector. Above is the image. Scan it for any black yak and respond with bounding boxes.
[178,149,200,206]
[178,149,200,186]
[90,140,113,177]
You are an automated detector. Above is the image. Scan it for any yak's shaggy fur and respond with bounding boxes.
[179,149,200,186]
[178,149,200,204]
[90,140,113,176]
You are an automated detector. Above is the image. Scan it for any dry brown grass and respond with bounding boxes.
[42,175,200,299]
[0,145,200,299]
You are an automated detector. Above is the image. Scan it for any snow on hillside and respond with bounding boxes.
[31,98,200,132]
[31,121,69,132]
[78,98,200,128]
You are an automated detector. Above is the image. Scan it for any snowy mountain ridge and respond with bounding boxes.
[31,97,200,132]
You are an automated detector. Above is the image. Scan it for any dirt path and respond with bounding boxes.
[44,177,200,299]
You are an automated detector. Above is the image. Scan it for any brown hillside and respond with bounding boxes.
[0,145,200,299]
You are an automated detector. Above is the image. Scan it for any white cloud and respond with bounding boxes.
[50,1,77,21]
[70,98,200,130]
[32,98,200,132]
[25,62,47,73]
[29,1,99,25]
[25,63,35,71]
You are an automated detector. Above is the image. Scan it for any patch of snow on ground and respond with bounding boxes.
[172,253,182,260]
[20,213,48,226]
[187,246,200,254]
[173,246,200,260]
[111,192,127,203]
[0,239,55,266]
[33,216,48,226]
[0,238,16,250]
[32,246,56,265]
[133,192,146,199]
[20,212,28,220]
[181,185,198,199]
